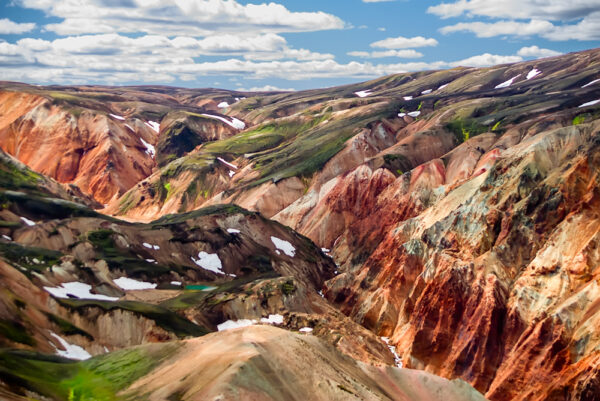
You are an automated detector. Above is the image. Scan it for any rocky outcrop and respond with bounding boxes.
[325,121,600,400]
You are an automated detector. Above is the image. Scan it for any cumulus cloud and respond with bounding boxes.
[440,19,554,38]
[0,18,36,34]
[237,85,296,91]
[348,49,424,58]
[428,0,600,20]
[517,46,562,58]
[16,0,345,36]
[449,53,523,67]
[370,35,438,49]
[439,15,600,40]
[430,1,600,41]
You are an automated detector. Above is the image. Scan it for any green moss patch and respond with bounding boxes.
[57,298,208,338]
[0,342,178,401]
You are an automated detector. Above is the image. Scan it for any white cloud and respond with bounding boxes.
[0,18,36,34]
[371,35,438,49]
[517,45,562,58]
[440,19,553,38]
[449,53,523,67]
[348,49,424,59]
[431,1,600,41]
[363,0,395,2]
[428,0,600,20]
[17,0,345,36]
[439,15,600,40]
[237,85,296,91]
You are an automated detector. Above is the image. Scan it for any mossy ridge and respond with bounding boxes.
[236,102,399,187]
[0,191,107,221]
[86,229,175,278]
[0,342,178,401]
[57,298,208,338]
[151,203,255,226]
[0,319,36,346]
[0,242,63,275]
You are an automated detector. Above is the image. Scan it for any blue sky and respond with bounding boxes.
[0,0,599,90]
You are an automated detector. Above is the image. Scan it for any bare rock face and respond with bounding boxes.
[325,122,600,400]
[0,92,157,204]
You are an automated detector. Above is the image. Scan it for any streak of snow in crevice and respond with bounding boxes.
[579,99,600,108]
[109,113,125,120]
[217,157,238,170]
[139,138,155,158]
[526,69,541,80]
[20,217,35,226]
[582,79,600,88]
[495,74,521,89]
[200,114,245,130]
[354,90,372,98]
[145,121,160,133]
[381,337,403,368]
[49,332,91,360]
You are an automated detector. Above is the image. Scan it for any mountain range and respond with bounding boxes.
[1,47,600,400]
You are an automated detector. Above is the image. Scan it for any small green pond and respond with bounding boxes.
[184,285,217,291]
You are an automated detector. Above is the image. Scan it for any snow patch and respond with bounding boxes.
[229,170,235,178]
[421,89,432,95]
[495,74,521,89]
[49,332,91,360]
[217,101,229,108]
[217,157,238,170]
[124,124,135,132]
[217,319,256,331]
[437,83,449,90]
[271,236,295,257]
[321,248,330,253]
[407,111,421,117]
[582,79,600,88]
[201,114,246,130]
[44,282,118,301]
[2,235,11,241]
[299,327,313,333]
[20,217,35,226]
[578,99,600,108]
[260,314,284,325]
[397,112,406,118]
[191,252,224,274]
[526,68,542,80]
[227,228,241,234]
[171,281,182,286]
[139,137,155,158]
[143,242,160,250]
[403,96,413,101]
[354,90,372,98]
[109,113,125,121]
[145,121,160,133]
[381,337,403,368]
[114,277,157,290]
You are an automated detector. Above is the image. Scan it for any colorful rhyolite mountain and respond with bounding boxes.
[1,48,600,400]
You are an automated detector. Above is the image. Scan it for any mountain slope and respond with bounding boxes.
[0,326,487,401]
